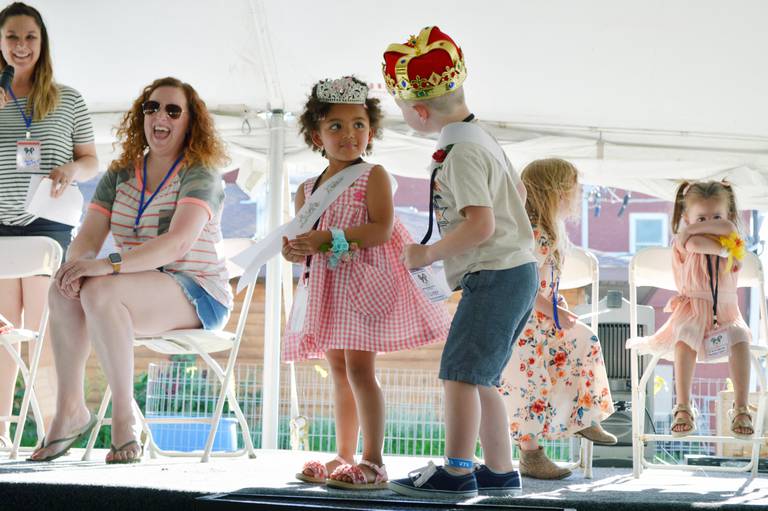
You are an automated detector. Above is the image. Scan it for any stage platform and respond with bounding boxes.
[0,449,766,510]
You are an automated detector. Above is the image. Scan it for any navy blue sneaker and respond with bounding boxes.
[388,461,478,499]
[474,464,522,496]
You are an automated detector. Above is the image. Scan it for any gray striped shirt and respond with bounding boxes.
[0,84,94,226]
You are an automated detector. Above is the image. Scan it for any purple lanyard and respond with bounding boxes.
[551,265,562,330]
[134,153,184,234]
[8,88,33,137]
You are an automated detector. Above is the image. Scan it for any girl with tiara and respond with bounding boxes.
[283,76,450,489]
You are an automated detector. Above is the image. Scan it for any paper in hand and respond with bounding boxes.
[25,176,84,226]
[409,266,453,303]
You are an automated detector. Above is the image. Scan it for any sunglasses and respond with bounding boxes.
[141,100,184,120]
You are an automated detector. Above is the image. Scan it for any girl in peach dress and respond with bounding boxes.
[627,181,753,440]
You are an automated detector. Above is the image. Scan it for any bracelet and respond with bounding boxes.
[328,228,349,269]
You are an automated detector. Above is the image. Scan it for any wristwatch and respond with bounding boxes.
[108,252,122,274]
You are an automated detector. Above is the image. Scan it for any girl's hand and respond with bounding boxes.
[281,236,305,263]
[48,163,78,198]
[403,243,433,269]
[57,258,111,291]
[556,306,578,330]
[289,230,331,256]
[731,258,742,272]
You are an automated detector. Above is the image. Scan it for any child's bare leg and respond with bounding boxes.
[444,379,480,475]
[326,350,358,463]
[478,385,514,473]
[729,341,752,435]
[345,350,384,478]
[672,342,697,433]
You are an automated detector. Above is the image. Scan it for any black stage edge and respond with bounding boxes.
[1,482,202,511]
[193,487,763,511]
[196,491,574,511]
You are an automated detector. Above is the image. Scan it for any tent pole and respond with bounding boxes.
[261,109,285,449]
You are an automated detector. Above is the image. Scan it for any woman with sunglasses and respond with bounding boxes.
[0,2,98,450]
[28,77,232,463]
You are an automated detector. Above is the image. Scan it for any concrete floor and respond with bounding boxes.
[0,448,766,510]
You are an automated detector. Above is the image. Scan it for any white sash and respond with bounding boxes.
[233,162,373,292]
[433,122,508,171]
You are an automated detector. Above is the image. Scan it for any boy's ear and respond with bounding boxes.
[412,103,430,123]
[310,130,323,150]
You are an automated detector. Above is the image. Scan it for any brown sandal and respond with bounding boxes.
[728,405,754,440]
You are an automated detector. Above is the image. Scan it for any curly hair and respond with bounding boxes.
[298,76,383,153]
[521,158,580,271]
[0,2,58,121]
[109,77,228,172]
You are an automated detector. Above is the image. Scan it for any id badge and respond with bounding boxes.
[409,266,453,303]
[288,281,309,333]
[704,326,730,360]
[17,140,41,172]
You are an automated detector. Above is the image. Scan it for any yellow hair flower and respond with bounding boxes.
[719,231,746,272]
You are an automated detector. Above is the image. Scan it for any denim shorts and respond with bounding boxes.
[439,263,538,386]
[166,271,231,331]
[0,218,73,254]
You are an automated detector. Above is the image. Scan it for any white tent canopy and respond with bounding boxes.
[30,0,768,207]
[20,0,768,448]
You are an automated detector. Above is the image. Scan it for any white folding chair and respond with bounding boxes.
[0,236,62,459]
[558,246,600,478]
[629,247,768,477]
[83,238,258,463]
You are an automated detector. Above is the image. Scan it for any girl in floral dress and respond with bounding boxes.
[498,158,616,479]
[282,77,450,489]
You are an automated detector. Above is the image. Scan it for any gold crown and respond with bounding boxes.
[382,26,467,101]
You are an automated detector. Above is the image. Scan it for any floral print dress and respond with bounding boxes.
[498,226,614,442]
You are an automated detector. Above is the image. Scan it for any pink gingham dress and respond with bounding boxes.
[282,167,451,361]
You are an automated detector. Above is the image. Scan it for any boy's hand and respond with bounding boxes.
[403,244,433,269]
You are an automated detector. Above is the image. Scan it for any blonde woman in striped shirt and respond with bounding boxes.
[28,77,231,464]
[0,2,98,449]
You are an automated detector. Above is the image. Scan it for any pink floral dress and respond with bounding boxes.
[498,226,614,442]
[625,236,751,361]
[282,167,451,361]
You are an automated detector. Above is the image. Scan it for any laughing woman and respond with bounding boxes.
[0,2,98,447]
[28,77,232,463]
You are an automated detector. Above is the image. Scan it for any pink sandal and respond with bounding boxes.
[295,455,353,484]
[326,459,388,490]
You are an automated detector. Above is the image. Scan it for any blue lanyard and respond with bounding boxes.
[8,88,33,137]
[134,153,184,233]
[551,265,562,330]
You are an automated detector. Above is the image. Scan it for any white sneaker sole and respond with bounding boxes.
[388,481,478,500]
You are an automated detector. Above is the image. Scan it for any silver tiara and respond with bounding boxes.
[315,77,368,105]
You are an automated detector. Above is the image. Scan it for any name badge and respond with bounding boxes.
[704,326,730,360]
[287,281,309,333]
[409,266,453,303]
[17,140,41,172]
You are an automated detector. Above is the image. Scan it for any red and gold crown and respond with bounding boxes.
[382,26,467,101]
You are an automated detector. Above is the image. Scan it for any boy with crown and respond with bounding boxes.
[382,27,538,498]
